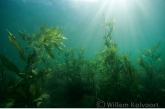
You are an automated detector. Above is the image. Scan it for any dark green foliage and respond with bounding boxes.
[0,20,165,108]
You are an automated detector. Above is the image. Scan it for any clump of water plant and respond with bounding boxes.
[0,18,165,108]
[0,24,66,107]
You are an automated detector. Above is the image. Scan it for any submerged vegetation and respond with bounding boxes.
[0,18,165,108]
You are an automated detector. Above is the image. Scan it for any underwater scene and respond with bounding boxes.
[0,0,165,108]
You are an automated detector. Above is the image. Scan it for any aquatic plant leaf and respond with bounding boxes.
[32,46,42,53]
[46,27,57,36]
[43,27,58,42]
[19,51,26,62]
[102,18,116,38]
[29,83,36,96]
[52,42,63,51]
[36,68,46,79]
[151,41,161,52]
[1,99,15,108]
[26,50,39,65]
[160,89,165,92]
[40,55,49,64]
[59,42,65,47]
[18,30,27,41]
[123,57,136,83]
[0,54,20,75]
[55,33,67,40]
[7,30,26,62]
[37,102,42,108]
[35,24,46,39]
[44,43,55,59]
[34,39,44,48]
[40,93,50,99]
[6,29,20,50]
[154,53,162,61]
[157,57,161,61]
[18,30,34,45]
[34,93,50,102]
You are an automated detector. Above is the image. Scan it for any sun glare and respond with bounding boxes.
[70,0,98,2]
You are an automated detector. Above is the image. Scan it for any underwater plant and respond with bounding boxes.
[0,18,165,108]
[136,41,165,104]
[95,18,141,104]
[137,41,162,81]
[19,24,67,59]
[0,24,66,107]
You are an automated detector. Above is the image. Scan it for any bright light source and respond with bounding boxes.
[70,0,98,2]
[83,0,98,2]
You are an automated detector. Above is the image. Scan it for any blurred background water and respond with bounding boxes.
[0,0,165,70]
